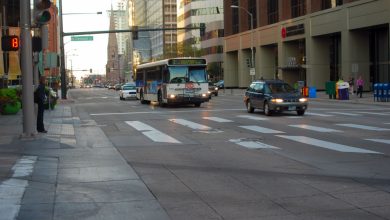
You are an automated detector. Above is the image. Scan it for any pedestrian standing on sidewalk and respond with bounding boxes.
[35,76,47,133]
[356,75,364,98]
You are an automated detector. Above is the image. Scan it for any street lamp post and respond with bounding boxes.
[231,5,255,81]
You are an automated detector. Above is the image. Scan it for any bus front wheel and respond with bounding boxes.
[158,91,165,107]
[140,91,147,104]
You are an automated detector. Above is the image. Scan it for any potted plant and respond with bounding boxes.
[0,88,21,115]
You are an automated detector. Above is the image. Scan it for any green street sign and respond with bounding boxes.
[71,36,93,41]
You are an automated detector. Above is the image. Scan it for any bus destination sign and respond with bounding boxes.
[168,59,206,65]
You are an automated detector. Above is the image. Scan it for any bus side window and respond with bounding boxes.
[162,67,169,83]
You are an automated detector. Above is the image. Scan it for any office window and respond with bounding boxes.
[291,0,306,18]
[322,0,343,10]
[268,0,278,24]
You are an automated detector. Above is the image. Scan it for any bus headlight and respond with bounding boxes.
[271,98,284,103]
[169,94,176,99]
[202,93,207,97]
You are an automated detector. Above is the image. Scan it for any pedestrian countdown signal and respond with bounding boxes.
[1,35,19,51]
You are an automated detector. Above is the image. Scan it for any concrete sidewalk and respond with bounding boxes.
[0,102,169,220]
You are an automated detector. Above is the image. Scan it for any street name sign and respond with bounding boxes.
[71,36,93,41]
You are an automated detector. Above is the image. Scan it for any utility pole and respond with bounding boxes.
[20,0,35,137]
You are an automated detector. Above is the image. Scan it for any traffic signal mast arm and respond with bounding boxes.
[62,26,205,37]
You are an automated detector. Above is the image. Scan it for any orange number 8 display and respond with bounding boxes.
[11,37,19,49]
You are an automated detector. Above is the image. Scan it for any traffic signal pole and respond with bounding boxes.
[59,0,67,99]
[20,0,36,137]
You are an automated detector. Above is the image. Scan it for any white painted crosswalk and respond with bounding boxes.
[277,135,381,154]
[336,123,390,131]
[122,113,388,155]
[125,121,181,143]
[289,124,342,133]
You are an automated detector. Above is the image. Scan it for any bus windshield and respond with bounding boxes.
[168,67,207,83]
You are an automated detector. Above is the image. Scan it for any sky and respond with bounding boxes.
[62,0,114,80]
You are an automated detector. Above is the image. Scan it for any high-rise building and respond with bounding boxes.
[106,6,120,84]
[224,0,390,89]
[146,0,177,60]
[133,0,151,64]
[177,0,224,81]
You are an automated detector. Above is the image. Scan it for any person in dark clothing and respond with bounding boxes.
[36,76,47,133]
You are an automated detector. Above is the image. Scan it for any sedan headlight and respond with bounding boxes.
[271,98,284,103]
[214,87,218,91]
[299,98,308,102]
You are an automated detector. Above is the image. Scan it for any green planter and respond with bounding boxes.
[44,102,56,110]
[1,101,21,115]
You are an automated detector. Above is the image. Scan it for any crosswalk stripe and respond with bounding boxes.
[305,112,334,117]
[356,112,390,116]
[125,121,181,143]
[289,124,342,133]
[328,112,362,116]
[229,139,279,149]
[336,123,390,131]
[237,115,269,121]
[277,135,382,154]
[169,119,212,130]
[240,125,284,134]
[365,139,390,145]
[203,117,233,123]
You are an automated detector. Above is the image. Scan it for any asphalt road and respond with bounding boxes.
[69,87,390,220]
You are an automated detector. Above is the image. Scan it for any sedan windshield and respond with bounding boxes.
[267,83,295,93]
[122,86,136,90]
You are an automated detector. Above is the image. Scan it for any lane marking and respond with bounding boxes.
[305,112,334,117]
[328,112,362,116]
[286,116,304,119]
[90,108,245,116]
[356,112,390,116]
[203,117,233,123]
[125,121,181,143]
[336,124,390,131]
[289,124,342,133]
[229,139,279,149]
[240,125,284,134]
[365,139,390,145]
[277,135,382,154]
[169,119,212,130]
[237,115,269,121]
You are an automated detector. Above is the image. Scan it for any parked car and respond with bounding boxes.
[208,82,218,99]
[108,84,115,90]
[244,79,308,116]
[115,84,123,91]
[214,80,224,89]
[119,84,137,100]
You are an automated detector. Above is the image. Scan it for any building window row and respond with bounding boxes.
[202,45,224,56]
[292,0,306,18]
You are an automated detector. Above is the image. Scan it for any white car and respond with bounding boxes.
[119,84,137,100]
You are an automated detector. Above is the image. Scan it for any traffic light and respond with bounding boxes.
[1,35,19,51]
[90,68,92,73]
[199,23,206,37]
[132,26,138,40]
[35,0,51,25]
[246,58,251,67]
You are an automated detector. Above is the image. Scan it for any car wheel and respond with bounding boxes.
[264,102,272,116]
[246,100,254,113]
[297,110,305,116]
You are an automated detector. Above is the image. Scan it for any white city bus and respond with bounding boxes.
[135,58,209,107]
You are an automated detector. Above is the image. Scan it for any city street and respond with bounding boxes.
[67,87,390,219]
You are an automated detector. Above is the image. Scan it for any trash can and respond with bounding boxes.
[301,86,309,97]
[337,82,349,100]
[308,87,316,98]
[383,83,389,102]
